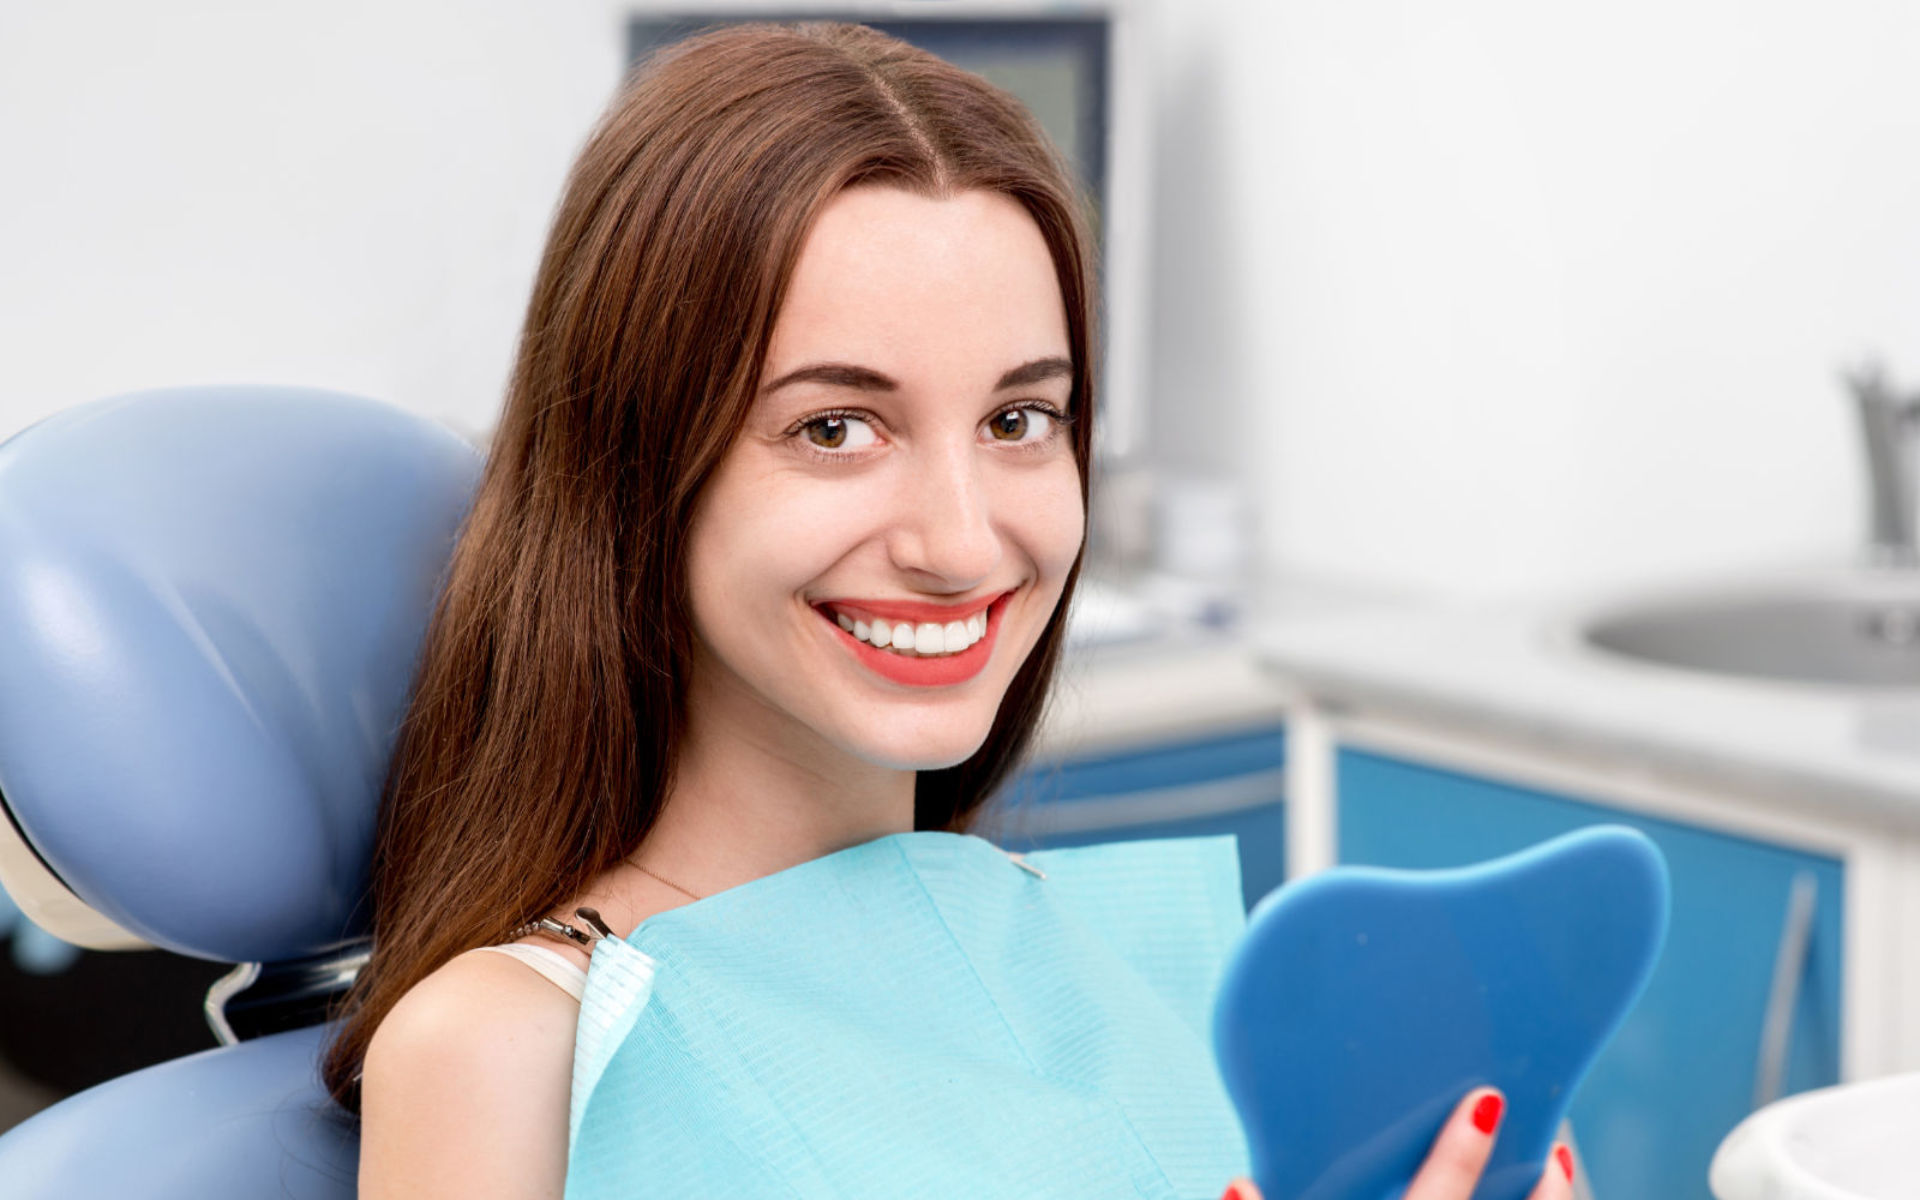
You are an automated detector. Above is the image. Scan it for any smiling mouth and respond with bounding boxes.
[811,592,1013,687]
[823,605,990,657]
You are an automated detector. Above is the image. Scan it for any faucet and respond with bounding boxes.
[1846,361,1920,570]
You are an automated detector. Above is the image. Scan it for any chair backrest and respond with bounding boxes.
[0,385,481,1197]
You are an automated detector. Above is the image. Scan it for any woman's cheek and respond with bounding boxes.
[1019,460,1086,577]
[742,471,900,601]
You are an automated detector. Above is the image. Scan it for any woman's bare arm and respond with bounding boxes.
[359,950,581,1199]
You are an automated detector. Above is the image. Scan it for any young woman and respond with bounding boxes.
[323,22,1576,1200]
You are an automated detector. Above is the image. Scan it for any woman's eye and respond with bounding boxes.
[801,413,879,451]
[985,406,1054,444]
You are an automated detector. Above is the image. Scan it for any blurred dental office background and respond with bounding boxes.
[7,3,1920,1195]
[8,1,1920,599]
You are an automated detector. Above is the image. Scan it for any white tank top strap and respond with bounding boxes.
[473,942,589,1002]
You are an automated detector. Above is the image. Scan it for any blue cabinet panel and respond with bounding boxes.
[1338,749,1844,1200]
[990,726,1287,911]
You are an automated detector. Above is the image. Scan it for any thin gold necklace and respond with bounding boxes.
[634,862,704,901]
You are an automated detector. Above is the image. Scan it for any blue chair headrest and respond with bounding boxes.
[0,386,480,964]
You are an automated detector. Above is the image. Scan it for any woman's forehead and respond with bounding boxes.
[762,186,1071,393]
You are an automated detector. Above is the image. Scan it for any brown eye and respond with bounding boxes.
[798,413,878,452]
[988,409,1029,441]
[987,406,1058,444]
[806,416,848,448]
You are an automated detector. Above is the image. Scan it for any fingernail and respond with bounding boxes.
[1555,1144,1575,1182]
[1470,1092,1504,1135]
[1221,1185,1249,1200]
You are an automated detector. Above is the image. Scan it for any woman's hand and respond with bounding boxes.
[1219,1087,1577,1200]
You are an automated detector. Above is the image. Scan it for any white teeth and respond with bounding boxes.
[830,607,991,656]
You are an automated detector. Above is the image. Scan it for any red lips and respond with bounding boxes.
[817,592,1009,688]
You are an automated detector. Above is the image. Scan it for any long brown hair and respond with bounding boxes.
[322,20,1097,1110]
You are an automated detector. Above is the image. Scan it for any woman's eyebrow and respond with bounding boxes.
[760,356,1073,395]
[993,357,1073,390]
[762,363,896,394]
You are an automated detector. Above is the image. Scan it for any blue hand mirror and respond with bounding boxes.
[1213,825,1670,1200]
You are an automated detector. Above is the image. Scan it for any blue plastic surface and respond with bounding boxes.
[0,1024,357,1199]
[0,386,481,1196]
[0,386,479,962]
[1338,749,1842,1199]
[1212,825,1670,1200]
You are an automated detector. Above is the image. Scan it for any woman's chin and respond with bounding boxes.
[845,725,995,774]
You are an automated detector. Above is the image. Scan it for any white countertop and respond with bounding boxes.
[1034,634,1291,760]
[1251,578,1920,831]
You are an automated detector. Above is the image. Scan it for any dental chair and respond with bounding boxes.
[0,385,481,1197]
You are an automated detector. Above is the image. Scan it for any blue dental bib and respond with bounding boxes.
[566,832,1251,1198]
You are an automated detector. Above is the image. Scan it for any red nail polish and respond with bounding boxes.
[1470,1092,1503,1135]
[1220,1185,1248,1200]
[1555,1145,1575,1181]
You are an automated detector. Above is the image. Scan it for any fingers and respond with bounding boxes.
[1221,1097,1580,1200]
[1525,1143,1577,1200]
[1404,1087,1506,1200]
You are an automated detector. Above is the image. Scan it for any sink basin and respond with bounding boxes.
[1582,571,1920,689]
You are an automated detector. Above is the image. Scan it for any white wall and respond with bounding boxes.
[9,3,1920,601]
[0,2,627,441]
[1146,0,1920,600]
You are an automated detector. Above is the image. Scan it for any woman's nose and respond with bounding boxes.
[887,442,1001,587]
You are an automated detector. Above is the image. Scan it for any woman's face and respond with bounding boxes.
[684,184,1083,774]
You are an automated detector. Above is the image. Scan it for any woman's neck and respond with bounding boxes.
[636,688,917,899]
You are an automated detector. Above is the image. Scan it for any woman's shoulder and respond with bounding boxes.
[363,947,582,1109]
[469,939,592,999]
[358,946,582,1196]
[371,943,585,1064]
